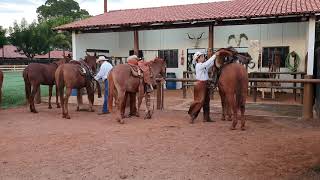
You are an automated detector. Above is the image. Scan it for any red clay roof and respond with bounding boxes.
[57,0,320,30]
[1,45,71,59]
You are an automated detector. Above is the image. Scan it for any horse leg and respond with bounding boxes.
[76,88,82,111]
[55,85,61,108]
[86,87,95,112]
[129,92,139,117]
[219,88,226,121]
[48,85,53,109]
[227,94,237,130]
[144,92,152,119]
[64,88,72,119]
[240,103,246,131]
[30,84,39,113]
[116,90,126,124]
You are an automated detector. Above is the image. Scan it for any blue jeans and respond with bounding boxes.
[103,80,109,113]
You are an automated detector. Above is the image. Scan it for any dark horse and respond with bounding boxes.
[55,55,102,119]
[23,57,71,113]
[213,48,250,130]
[0,70,3,106]
[108,58,166,124]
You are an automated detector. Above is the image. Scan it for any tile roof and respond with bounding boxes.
[57,0,320,30]
[1,45,71,59]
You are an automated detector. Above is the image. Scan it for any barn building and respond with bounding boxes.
[56,0,320,89]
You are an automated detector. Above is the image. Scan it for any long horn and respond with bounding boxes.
[197,32,204,40]
[187,33,195,40]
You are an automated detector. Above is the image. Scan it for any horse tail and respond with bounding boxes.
[23,68,31,104]
[236,73,247,111]
[108,70,115,112]
[55,67,65,106]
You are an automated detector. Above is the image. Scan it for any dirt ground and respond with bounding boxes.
[1,102,320,179]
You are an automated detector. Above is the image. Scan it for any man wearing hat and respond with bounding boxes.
[127,55,153,93]
[95,56,113,115]
[188,50,220,123]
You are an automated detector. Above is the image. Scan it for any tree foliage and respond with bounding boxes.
[36,0,90,22]
[9,19,52,59]
[0,26,8,48]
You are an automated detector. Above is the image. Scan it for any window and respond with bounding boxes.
[262,46,289,68]
[158,49,178,68]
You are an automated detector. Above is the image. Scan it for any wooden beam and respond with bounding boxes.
[133,30,139,56]
[64,15,312,33]
[208,25,214,57]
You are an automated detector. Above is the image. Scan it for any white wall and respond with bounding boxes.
[73,22,308,89]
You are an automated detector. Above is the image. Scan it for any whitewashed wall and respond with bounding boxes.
[73,22,308,89]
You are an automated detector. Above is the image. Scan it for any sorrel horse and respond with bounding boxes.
[55,55,102,119]
[0,70,3,106]
[23,57,71,113]
[108,58,166,124]
[212,48,249,130]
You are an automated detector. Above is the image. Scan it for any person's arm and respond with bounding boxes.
[94,64,106,81]
[196,54,217,70]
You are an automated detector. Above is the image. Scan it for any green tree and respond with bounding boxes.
[0,26,8,60]
[36,0,90,22]
[9,19,52,59]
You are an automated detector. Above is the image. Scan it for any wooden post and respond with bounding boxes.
[303,75,314,120]
[182,72,186,98]
[253,81,257,102]
[104,0,108,13]
[293,74,297,101]
[208,25,214,54]
[134,30,139,56]
[157,81,161,110]
[302,16,316,120]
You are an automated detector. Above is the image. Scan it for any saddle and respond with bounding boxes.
[128,64,143,78]
[70,60,95,80]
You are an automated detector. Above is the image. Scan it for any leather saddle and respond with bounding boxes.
[70,60,95,80]
[128,64,144,78]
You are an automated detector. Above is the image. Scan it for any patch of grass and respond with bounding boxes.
[1,71,55,109]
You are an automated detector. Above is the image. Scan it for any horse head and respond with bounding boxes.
[148,57,166,85]
[84,55,98,72]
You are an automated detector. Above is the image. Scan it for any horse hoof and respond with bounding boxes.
[66,115,71,119]
[118,119,125,124]
[48,106,52,109]
[76,107,80,111]
[230,127,236,130]
[57,104,61,108]
[221,117,226,121]
[89,109,95,112]
[241,127,246,131]
[32,110,38,114]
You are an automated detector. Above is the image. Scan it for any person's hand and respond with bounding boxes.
[215,51,220,56]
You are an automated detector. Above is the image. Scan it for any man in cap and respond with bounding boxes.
[127,55,153,93]
[188,50,220,123]
[95,56,113,115]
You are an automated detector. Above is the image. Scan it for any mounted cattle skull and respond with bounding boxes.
[186,32,205,48]
[228,33,249,47]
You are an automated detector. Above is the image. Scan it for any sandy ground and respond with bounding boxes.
[0,100,320,179]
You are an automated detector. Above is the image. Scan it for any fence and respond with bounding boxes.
[156,76,320,120]
[0,65,27,72]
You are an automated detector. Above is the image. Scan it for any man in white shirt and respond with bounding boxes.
[188,51,220,123]
[95,56,113,115]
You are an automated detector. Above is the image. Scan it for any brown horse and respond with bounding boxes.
[108,57,166,124]
[213,48,249,130]
[55,55,102,119]
[23,57,71,113]
[0,70,3,106]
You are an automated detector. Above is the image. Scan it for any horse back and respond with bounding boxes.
[25,63,57,85]
[111,64,140,92]
[219,63,248,92]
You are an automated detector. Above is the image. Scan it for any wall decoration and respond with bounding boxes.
[186,32,206,48]
[227,33,249,47]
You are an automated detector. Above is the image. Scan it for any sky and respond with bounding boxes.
[0,0,224,29]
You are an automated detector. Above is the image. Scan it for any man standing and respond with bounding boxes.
[95,56,113,115]
[188,51,220,123]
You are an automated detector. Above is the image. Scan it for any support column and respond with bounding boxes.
[72,31,77,60]
[303,16,316,120]
[208,25,214,57]
[134,30,139,56]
